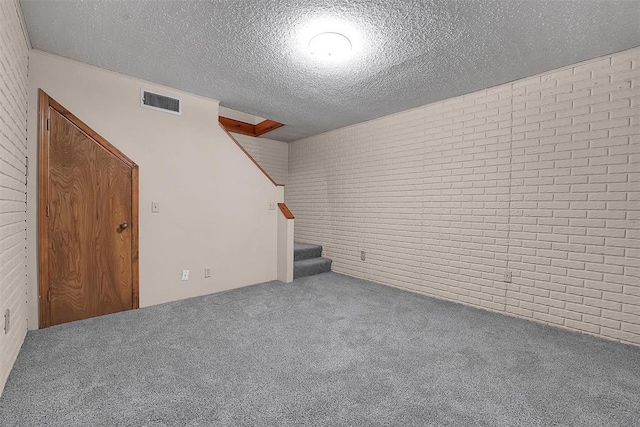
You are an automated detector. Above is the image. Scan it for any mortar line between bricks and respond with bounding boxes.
[505,82,514,311]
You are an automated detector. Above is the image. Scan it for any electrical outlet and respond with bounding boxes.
[151,202,160,213]
[4,309,9,334]
[361,251,366,261]
[204,267,212,278]
[503,270,512,283]
[181,270,190,281]
[268,202,276,210]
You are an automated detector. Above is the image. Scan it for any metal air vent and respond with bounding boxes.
[141,89,181,115]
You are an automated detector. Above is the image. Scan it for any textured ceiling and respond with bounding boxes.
[20,0,640,142]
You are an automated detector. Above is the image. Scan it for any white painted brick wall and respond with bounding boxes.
[287,47,640,346]
[0,0,29,394]
[232,132,288,185]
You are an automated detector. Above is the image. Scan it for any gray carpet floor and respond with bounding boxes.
[1,272,639,426]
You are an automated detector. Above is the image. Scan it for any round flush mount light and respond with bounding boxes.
[309,32,352,60]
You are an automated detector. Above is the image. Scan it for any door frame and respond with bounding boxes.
[38,89,139,328]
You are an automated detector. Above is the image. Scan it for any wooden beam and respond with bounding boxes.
[255,120,284,136]
[218,116,256,137]
[219,116,284,138]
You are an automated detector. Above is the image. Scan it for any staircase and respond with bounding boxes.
[294,242,332,279]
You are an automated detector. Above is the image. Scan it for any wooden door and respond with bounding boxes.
[38,90,139,328]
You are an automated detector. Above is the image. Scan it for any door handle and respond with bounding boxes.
[119,223,129,230]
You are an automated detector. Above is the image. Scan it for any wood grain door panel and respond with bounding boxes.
[39,90,139,327]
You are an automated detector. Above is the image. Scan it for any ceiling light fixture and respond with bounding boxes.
[309,32,352,60]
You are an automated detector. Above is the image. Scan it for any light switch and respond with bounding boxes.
[152,202,160,213]
[269,202,276,210]
[181,270,190,281]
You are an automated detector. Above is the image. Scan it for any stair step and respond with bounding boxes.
[294,257,332,279]
[294,242,323,261]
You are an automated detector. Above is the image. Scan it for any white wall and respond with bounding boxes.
[277,213,294,283]
[0,0,29,395]
[219,106,265,125]
[26,51,283,328]
[287,47,640,346]
[232,133,289,185]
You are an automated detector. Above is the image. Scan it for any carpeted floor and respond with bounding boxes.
[1,272,639,426]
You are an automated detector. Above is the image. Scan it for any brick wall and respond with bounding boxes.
[232,132,289,185]
[287,47,640,346]
[0,0,29,394]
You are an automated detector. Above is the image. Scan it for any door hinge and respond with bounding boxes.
[46,118,50,131]
[47,289,51,302]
